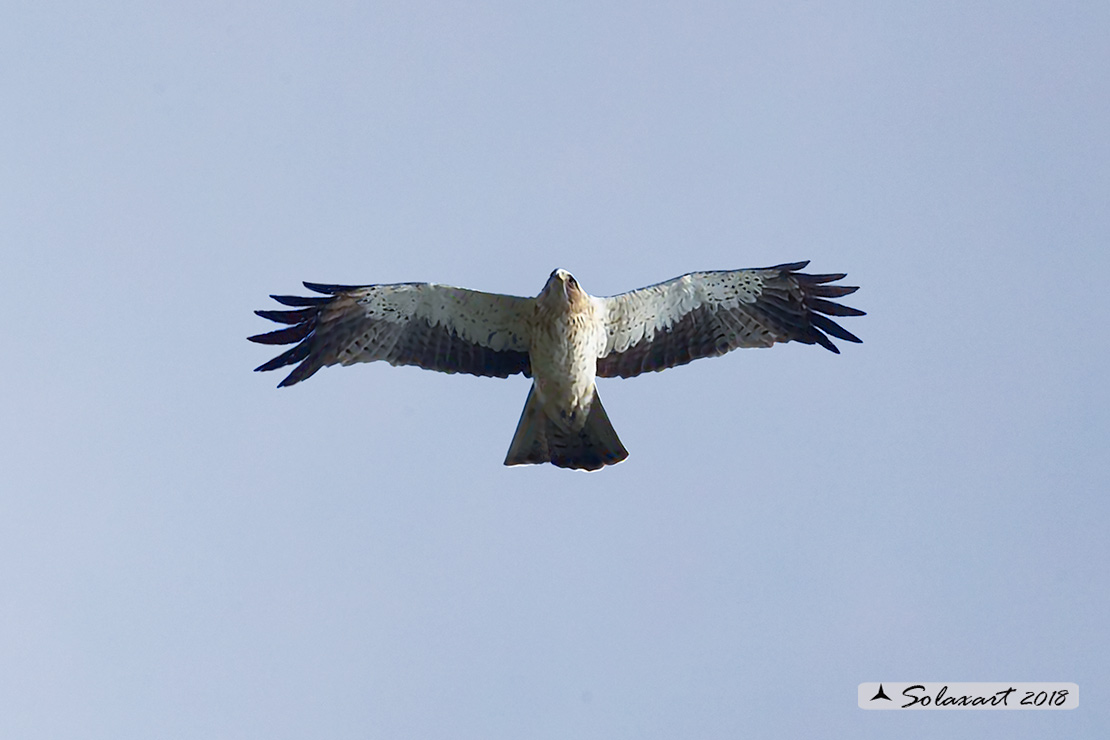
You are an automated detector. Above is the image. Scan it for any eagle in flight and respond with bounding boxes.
[250,262,863,471]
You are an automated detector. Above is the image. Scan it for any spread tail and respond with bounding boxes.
[504,386,628,471]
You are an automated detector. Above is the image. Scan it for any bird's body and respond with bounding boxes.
[528,270,606,428]
[250,262,863,470]
[505,270,626,469]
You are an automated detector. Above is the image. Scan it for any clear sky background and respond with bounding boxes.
[3,2,1108,738]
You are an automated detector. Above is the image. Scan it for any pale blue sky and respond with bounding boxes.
[3,2,1108,738]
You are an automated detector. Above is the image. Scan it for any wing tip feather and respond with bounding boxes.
[250,287,333,384]
[769,260,810,272]
[303,281,364,294]
[779,261,865,351]
[269,294,331,307]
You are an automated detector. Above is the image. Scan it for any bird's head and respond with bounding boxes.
[540,268,585,308]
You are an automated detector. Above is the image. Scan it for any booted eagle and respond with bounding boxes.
[249,261,863,471]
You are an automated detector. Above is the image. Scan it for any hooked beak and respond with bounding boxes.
[544,269,579,304]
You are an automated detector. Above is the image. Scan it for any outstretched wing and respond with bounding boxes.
[597,261,863,378]
[249,282,534,386]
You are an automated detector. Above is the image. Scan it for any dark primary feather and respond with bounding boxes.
[268,293,332,307]
[254,307,317,325]
[246,322,314,345]
[749,261,864,350]
[301,282,364,294]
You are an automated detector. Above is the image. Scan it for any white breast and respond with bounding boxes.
[528,298,607,426]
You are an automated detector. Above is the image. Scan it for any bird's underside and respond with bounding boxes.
[249,261,864,471]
